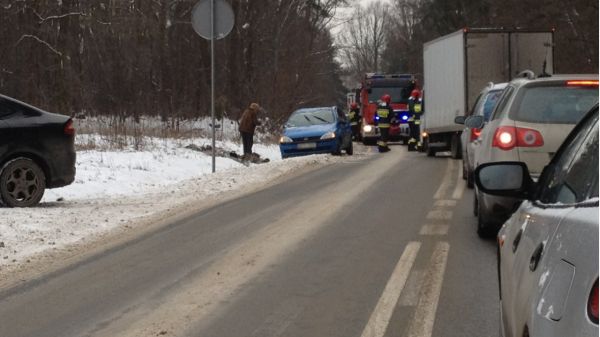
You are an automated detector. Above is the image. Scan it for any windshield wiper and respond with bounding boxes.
[303,115,314,125]
[311,115,329,123]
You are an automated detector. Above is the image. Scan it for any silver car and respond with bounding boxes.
[475,105,598,337]
[455,82,507,188]
[467,73,599,237]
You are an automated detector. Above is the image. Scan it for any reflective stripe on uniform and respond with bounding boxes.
[378,123,390,128]
[414,104,422,113]
[376,109,390,118]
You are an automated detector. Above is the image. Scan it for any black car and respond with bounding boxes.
[0,94,76,207]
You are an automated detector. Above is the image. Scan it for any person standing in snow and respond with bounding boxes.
[238,102,261,160]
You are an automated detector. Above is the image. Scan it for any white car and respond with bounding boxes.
[467,72,599,237]
[475,105,598,337]
[455,82,507,188]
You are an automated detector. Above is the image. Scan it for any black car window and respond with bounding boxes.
[538,110,599,204]
[491,86,514,120]
[0,98,18,119]
[0,98,40,118]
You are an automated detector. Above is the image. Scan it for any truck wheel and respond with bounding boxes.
[0,158,46,207]
[426,146,435,157]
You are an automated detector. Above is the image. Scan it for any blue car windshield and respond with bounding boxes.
[481,89,504,121]
[286,109,335,127]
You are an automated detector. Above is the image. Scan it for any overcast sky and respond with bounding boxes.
[359,0,391,5]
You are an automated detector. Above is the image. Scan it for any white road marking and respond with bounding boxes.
[433,160,455,199]
[451,165,466,200]
[406,242,450,337]
[433,199,457,207]
[426,210,453,221]
[398,270,426,306]
[360,242,421,337]
[419,224,449,236]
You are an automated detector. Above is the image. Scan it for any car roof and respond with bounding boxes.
[509,73,599,87]
[490,83,508,90]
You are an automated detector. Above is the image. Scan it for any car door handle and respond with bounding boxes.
[529,242,544,272]
[512,229,523,253]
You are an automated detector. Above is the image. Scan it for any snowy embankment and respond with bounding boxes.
[0,117,363,280]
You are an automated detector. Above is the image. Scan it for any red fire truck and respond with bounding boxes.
[359,73,418,145]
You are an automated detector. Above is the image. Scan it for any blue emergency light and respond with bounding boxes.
[397,111,411,123]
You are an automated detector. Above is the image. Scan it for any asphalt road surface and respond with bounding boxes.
[0,145,499,337]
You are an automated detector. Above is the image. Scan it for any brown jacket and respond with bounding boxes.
[239,106,260,133]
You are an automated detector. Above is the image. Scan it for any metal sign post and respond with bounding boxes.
[210,0,215,173]
[191,0,235,173]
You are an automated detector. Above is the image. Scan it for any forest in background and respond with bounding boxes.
[0,0,348,125]
[340,0,598,87]
[0,0,598,125]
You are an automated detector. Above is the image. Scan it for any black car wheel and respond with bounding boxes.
[346,140,353,155]
[467,170,474,189]
[332,141,342,155]
[477,199,496,239]
[0,158,46,207]
[450,134,461,159]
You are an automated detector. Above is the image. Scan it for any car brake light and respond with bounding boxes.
[492,126,544,151]
[64,119,75,136]
[566,80,599,87]
[492,126,516,150]
[589,280,599,324]
[470,128,481,142]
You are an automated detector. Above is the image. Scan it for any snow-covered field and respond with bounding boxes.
[0,120,368,282]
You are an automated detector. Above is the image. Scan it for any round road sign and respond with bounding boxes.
[191,0,235,40]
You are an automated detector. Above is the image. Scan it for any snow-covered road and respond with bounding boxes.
[0,135,371,284]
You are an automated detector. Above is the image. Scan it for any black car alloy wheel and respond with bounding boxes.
[0,158,46,207]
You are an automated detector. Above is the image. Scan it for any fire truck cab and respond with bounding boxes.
[359,73,418,145]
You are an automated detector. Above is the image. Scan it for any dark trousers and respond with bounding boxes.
[378,127,390,152]
[351,125,360,139]
[241,131,254,155]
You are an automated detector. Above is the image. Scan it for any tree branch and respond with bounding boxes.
[32,9,87,23]
[14,34,63,57]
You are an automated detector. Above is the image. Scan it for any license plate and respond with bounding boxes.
[297,142,316,149]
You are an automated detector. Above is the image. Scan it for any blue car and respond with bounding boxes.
[280,107,353,159]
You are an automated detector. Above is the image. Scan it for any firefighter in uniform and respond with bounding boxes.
[407,89,423,151]
[375,94,393,153]
[347,102,361,140]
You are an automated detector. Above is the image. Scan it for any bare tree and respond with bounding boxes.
[336,1,391,82]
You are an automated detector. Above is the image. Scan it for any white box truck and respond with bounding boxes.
[422,28,554,157]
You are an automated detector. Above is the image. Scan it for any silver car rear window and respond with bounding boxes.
[510,85,599,124]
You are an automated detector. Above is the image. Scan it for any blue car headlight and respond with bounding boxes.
[320,131,336,140]
[279,136,293,144]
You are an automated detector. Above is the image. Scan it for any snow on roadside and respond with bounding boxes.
[0,134,354,272]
